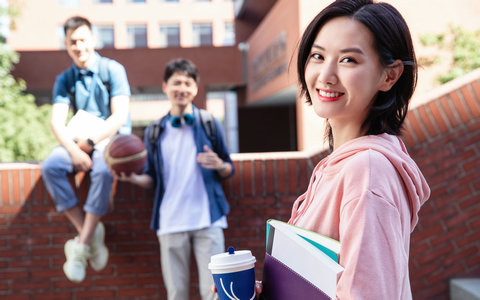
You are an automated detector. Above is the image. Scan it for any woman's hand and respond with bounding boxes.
[211,281,263,299]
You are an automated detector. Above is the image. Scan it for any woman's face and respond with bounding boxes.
[304,17,390,131]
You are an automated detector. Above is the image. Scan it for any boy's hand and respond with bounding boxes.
[197,145,224,170]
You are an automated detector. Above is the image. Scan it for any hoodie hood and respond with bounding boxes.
[322,133,430,229]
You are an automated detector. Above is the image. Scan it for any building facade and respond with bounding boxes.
[8,0,480,153]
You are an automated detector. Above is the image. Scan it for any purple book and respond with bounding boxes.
[261,253,331,300]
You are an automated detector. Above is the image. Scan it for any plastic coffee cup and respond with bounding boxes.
[209,246,256,300]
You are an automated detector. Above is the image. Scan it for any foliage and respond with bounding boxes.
[0,43,55,162]
[419,25,480,84]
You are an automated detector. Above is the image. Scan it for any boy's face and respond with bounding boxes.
[163,72,198,110]
[64,25,96,69]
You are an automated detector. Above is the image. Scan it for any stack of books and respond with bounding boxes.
[261,219,343,300]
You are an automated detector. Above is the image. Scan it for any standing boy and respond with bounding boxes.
[116,59,234,300]
[41,16,131,282]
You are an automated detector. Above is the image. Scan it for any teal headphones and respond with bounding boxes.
[170,106,195,128]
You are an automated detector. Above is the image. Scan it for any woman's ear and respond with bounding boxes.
[379,59,404,92]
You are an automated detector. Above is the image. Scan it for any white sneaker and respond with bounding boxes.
[89,222,109,271]
[63,238,90,282]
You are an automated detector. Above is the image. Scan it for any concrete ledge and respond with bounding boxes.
[450,278,480,300]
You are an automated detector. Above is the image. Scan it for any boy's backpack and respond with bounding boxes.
[148,109,218,153]
[66,57,131,133]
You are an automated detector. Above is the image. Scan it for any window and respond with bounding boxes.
[159,24,180,48]
[93,25,115,48]
[161,0,179,2]
[127,0,146,3]
[192,23,212,47]
[223,21,235,46]
[56,25,65,49]
[95,0,112,3]
[59,0,80,6]
[127,24,147,48]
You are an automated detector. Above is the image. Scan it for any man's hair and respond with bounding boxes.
[63,16,92,35]
[163,58,199,83]
[297,0,417,148]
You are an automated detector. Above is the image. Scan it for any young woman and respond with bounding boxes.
[287,0,430,298]
[211,0,430,299]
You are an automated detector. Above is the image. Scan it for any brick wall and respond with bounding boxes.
[1,70,479,299]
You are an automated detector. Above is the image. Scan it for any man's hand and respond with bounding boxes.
[76,137,94,154]
[70,147,92,172]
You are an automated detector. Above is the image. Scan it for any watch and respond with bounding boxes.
[87,138,95,148]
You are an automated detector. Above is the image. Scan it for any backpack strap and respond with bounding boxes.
[199,109,218,153]
[66,66,78,114]
[66,57,111,115]
[98,57,111,95]
[147,109,218,153]
[148,118,163,150]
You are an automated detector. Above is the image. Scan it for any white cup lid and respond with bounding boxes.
[208,247,256,270]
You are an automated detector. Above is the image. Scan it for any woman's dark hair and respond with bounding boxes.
[63,16,92,35]
[163,58,199,83]
[297,0,417,148]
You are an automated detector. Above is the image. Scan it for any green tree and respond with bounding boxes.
[420,25,480,84]
[0,14,55,161]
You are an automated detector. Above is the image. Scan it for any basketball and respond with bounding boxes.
[104,134,147,175]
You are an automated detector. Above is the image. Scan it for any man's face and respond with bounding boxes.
[64,25,96,69]
[163,72,198,110]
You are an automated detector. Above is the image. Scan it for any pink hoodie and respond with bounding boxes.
[288,133,430,300]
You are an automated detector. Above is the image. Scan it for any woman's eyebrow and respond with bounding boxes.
[311,44,365,55]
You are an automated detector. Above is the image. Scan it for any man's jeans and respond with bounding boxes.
[41,146,113,216]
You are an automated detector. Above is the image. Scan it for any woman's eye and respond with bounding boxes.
[311,53,324,61]
[341,57,357,63]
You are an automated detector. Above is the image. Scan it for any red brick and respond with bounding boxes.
[10,237,50,247]
[243,160,253,196]
[443,246,478,266]
[33,292,73,300]
[450,90,472,123]
[402,121,417,148]
[462,85,480,115]
[428,101,449,133]
[445,206,480,229]
[76,289,116,299]
[285,159,295,194]
[409,260,438,282]
[417,105,439,138]
[22,169,34,202]
[231,161,242,196]
[277,159,287,194]
[265,159,275,194]
[2,294,29,300]
[426,263,464,286]
[53,278,94,290]
[411,223,444,244]
[12,280,51,290]
[117,287,157,297]
[0,270,29,280]
[11,169,21,204]
[10,258,50,269]
[0,170,9,205]
[417,243,454,265]
[430,225,468,247]
[466,252,480,268]
[455,231,480,249]
[254,159,264,196]
[440,95,461,127]
[406,110,427,142]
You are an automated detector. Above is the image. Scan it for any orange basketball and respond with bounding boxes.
[104,134,147,175]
